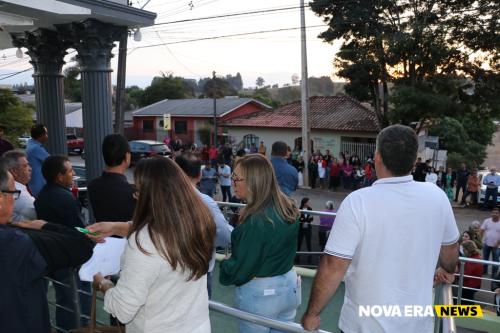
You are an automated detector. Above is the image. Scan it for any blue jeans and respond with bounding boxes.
[483,187,498,209]
[235,270,301,333]
[482,245,500,276]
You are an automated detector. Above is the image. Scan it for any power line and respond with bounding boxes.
[131,25,326,50]
[152,5,309,27]
[0,68,33,80]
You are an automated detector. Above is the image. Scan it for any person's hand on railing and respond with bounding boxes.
[434,267,455,285]
[301,312,320,331]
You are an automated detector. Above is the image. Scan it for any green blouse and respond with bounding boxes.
[219,208,299,286]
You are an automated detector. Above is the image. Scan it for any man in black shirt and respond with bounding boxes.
[0,168,94,333]
[88,134,136,223]
[34,155,91,332]
[455,162,470,202]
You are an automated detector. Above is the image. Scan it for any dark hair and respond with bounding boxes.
[271,141,288,157]
[102,134,130,167]
[300,197,309,209]
[2,150,27,171]
[30,124,47,139]
[130,156,215,280]
[0,165,9,190]
[376,125,417,176]
[175,152,201,179]
[42,155,69,183]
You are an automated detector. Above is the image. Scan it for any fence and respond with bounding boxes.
[340,141,376,160]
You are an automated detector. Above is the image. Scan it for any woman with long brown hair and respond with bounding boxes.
[220,154,301,333]
[93,157,215,333]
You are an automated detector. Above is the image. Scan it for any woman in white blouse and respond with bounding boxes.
[93,157,215,333]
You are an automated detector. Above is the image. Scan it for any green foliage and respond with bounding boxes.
[0,89,34,145]
[140,73,194,106]
[256,77,265,88]
[203,77,237,98]
[64,65,81,102]
[239,88,280,108]
[428,117,489,167]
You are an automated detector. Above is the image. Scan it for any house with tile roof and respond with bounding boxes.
[129,97,271,145]
[222,96,380,159]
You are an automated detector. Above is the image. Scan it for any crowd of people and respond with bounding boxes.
[413,158,500,210]
[1,123,499,333]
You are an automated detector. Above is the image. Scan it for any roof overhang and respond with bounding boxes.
[0,0,155,49]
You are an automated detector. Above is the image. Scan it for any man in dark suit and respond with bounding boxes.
[35,155,90,332]
[0,167,94,333]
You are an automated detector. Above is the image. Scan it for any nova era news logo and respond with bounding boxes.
[358,305,483,318]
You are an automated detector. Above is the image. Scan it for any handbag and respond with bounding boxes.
[70,284,125,333]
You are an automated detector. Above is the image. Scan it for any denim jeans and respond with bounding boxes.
[483,245,500,276]
[483,187,498,209]
[235,270,301,333]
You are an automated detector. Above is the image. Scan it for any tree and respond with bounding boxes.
[140,73,195,106]
[255,77,265,88]
[310,0,499,126]
[226,73,243,91]
[0,89,34,145]
[308,76,335,96]
[64,65,81,102]
[124,86,144,110]
[203,77,237,98]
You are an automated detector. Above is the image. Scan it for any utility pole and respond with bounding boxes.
[114,28,128,134]
[212,71,217,147]
[300,0,310,187]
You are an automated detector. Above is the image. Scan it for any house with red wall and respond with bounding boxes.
[128,97,271,145]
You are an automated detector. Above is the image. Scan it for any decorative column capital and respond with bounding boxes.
[57,19,125,72]
[11,29,71,75]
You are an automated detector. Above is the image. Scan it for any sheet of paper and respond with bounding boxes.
[78,237,127,282]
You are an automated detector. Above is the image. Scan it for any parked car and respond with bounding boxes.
[129,140,171,164]
[478,169,500,204]
[17,135,30,149]
[67,134,84,155]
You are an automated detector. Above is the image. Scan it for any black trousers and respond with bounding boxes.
[297,225,312,252]
[455,182,467,201]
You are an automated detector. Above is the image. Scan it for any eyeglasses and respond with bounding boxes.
[231,173,245,183]
[1,189,21,200]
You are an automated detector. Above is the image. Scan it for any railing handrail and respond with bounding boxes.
[209,300,331,333]
[458,256,500,267]
[216,201,337,217]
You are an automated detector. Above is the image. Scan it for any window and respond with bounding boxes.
[143,120,154,132]
[175,121,187,134]
[243,134,259,149]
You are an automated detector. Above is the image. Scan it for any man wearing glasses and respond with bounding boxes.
[2,150,36,222]
[0,167,94,332]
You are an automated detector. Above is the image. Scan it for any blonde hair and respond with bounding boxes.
[462,240,479,257]
[236,154,299,224]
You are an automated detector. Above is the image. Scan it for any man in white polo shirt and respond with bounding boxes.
[302,125,459,333]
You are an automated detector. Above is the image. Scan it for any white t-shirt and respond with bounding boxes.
[325,175,459,333]
[481,218,500,247]
[218,165,232,186]
[12,181,36,222]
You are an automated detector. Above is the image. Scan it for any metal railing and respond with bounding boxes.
[453,257,500,308]
[434,283,457,333]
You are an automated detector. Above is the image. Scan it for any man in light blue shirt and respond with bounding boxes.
[482,167,500,210]
[175,153,233,298]
[271,141,298,196]
[26,124,49,197]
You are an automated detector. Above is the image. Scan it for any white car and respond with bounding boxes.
[17,135,30,149]
[478,170,500,204]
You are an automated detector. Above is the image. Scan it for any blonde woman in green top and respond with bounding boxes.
[220,154,301,333]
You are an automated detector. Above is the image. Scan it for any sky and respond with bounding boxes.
[0,0,342,89]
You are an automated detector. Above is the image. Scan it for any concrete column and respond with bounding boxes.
[58,19,123,182]
[12,29,70,155]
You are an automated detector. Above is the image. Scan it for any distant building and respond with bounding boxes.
[130,97,271,145]
[222,96,380,159]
